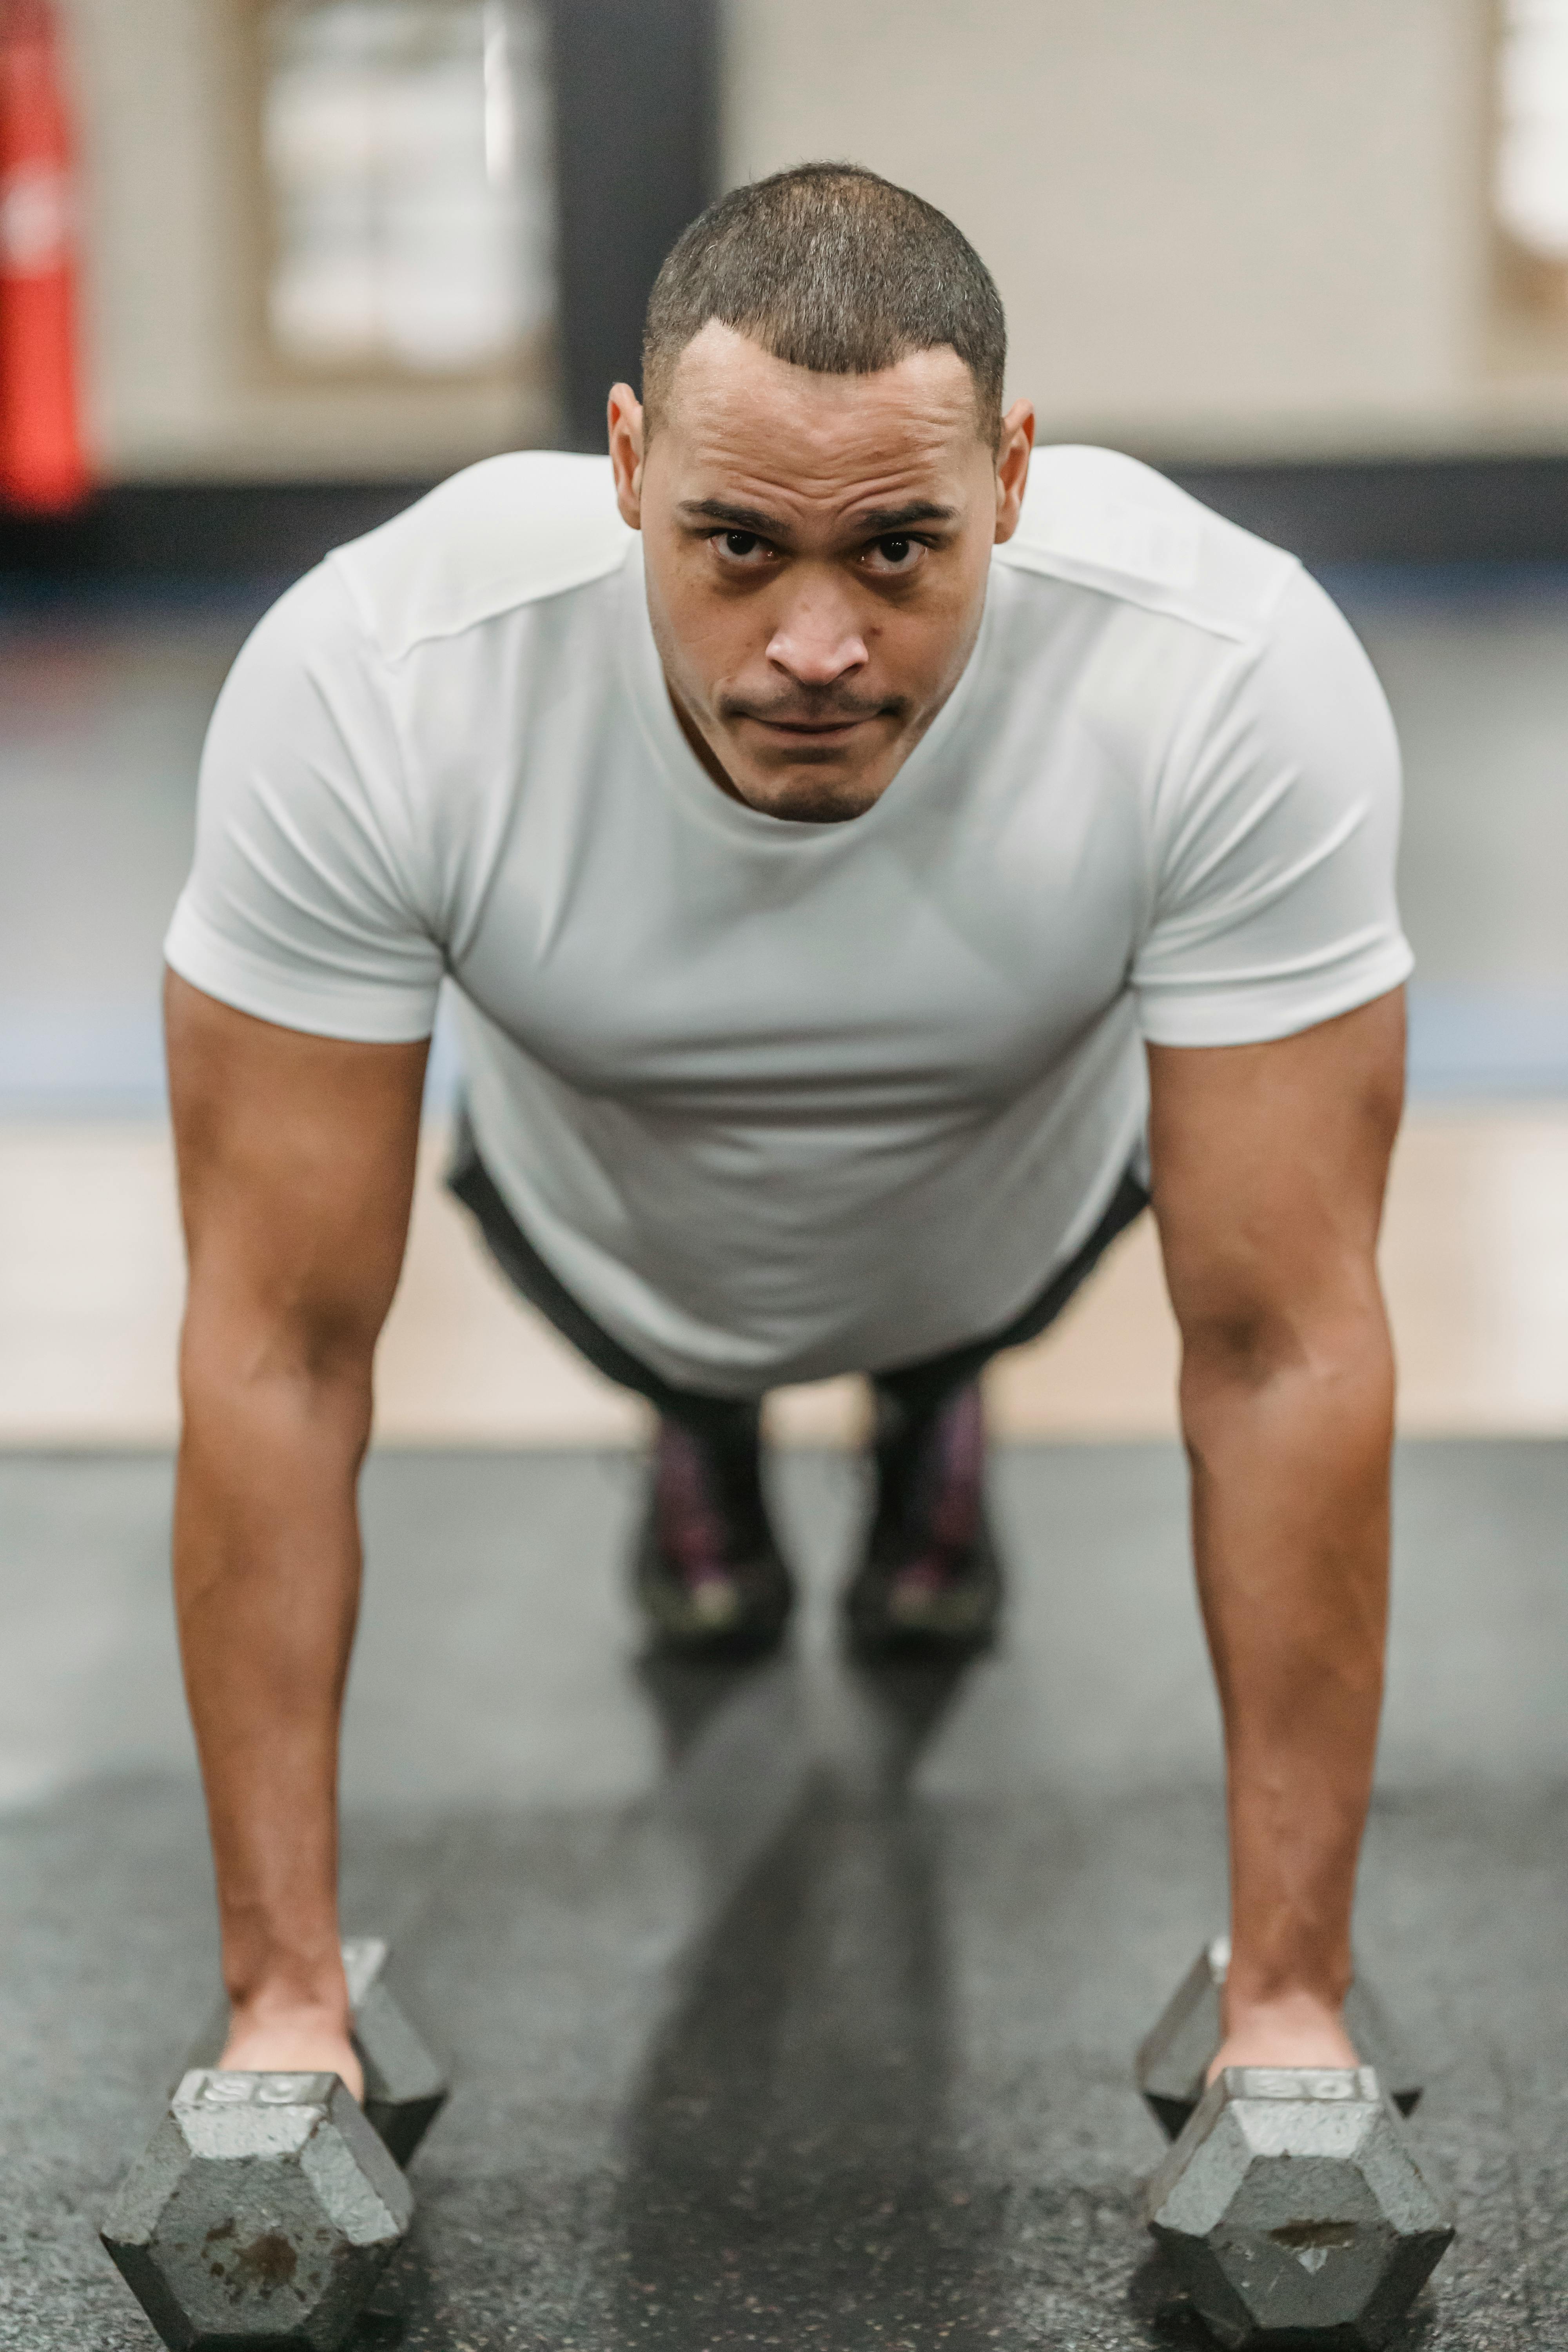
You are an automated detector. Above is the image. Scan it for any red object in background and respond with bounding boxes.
[0,0,88,511]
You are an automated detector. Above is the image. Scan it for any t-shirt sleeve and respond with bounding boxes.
[163,562,445,1042]
[1131,564,1413,1047]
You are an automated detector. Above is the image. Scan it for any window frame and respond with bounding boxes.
[1489,0,1568,360]
[237,0,554,392]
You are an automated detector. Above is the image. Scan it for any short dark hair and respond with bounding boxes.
[641,162,1007,446]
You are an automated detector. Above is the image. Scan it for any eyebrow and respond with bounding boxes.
[677,497,960,539]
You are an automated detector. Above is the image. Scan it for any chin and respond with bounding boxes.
[739,768,888,825]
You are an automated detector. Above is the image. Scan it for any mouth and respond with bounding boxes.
[743,713,878,746]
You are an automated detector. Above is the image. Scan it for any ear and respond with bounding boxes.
[993,397,1035,544]
[607,384,646,527]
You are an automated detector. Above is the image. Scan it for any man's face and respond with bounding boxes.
[609,323,1034,823]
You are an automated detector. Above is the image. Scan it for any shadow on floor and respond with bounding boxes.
[608,1653,1002,2350]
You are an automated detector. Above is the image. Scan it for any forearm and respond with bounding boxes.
[174,1323,372,2024]
[1181,1306,1394,2018]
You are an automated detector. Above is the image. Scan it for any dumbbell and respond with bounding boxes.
[1136,1936,1423,2140]
[101,1936,448,2350]
[1145,2067,1453,2348]
[1136,1944,1452,2347]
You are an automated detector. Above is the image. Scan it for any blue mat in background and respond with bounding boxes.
[1406,988,1568,1098]
[0,986,1564,1119]
[0,995,467,1120]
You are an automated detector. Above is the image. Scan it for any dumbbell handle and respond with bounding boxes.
[342,1936,390,2007]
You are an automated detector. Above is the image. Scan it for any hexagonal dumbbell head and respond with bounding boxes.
[177,1936,448,2167]
[1144,2065,1453,2349]
[102,2069,413,2352]
[1136,1938,1425,2140]
[339,1938,448,2165]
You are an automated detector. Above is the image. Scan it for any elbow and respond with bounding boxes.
[178,1292,379,1455]
[1179,1300,1306,1395]
[1177,1290,1395,1435]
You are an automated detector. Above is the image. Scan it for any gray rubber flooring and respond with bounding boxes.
[1,1437,1566,2348]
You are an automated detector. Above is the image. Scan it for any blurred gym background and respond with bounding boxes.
[5,22,1566,2347]
[1,0,1566,1448]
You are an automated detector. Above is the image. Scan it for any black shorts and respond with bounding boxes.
[446,1111,1149,1434]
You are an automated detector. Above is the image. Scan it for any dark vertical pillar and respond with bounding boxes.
[545,0,719,451]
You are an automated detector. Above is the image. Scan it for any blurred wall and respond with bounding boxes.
[58,0,553,481]
[726,0,1568,463]
[50,0,1568,481]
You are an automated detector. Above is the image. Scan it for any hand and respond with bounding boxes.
[219,2001,365,2105]
[1206,1988,1358,2084]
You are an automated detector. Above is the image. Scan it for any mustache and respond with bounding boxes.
[719,688,906,727]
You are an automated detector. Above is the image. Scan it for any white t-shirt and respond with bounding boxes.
[166,445,1412,1396]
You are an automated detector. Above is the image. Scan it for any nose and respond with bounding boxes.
[765,577,869,689]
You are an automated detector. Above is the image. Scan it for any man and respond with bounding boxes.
[163,165,1409,2108]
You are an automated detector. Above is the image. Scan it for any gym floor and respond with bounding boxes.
[4,1443,1566,2348]
[2,562,1567,2349]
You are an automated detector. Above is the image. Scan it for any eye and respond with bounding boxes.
[865,534,926,574]
[711,528,770,563]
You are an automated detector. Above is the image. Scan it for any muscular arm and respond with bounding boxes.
[165,969,428,2087]
[1147,987,1405,2069]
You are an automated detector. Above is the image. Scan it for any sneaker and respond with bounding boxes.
[632,1412,795,1655]
[844,1380,1003,1657]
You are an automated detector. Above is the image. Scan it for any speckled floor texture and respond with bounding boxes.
[1,1438,1564,2349]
